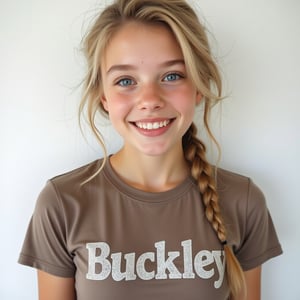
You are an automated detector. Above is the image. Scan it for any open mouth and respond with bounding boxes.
[132,119,174,130]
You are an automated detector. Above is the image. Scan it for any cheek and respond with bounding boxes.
[104,94,132,120]
[172,89,197,115]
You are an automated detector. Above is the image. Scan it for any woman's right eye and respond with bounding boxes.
[116,78,135,87]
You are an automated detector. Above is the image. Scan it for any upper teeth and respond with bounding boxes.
[136,120,170,130]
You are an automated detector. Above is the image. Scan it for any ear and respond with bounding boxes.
[101,94,109,112]
[196,91,203,105]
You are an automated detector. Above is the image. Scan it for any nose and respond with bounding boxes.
[136,83,164,111]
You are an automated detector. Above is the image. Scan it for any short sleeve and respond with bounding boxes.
[18,181,75,277]
[235,179,283,271]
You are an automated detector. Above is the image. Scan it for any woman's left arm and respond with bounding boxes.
[244,266,261,300]
[233,266,262,300]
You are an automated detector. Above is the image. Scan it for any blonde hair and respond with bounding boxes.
[79,0,245,296]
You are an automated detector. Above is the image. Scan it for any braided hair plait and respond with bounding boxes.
[183,123,246,298]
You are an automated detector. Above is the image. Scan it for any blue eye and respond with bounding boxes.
[117,78,134,87]
[163,73,182,82]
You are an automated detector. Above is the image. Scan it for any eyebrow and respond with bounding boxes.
[106,59,185,75]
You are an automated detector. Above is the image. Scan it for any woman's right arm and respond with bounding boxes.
[37,270,76,300]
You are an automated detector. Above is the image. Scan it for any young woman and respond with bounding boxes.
[18,0,282,299]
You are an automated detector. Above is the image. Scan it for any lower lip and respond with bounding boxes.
[132,121,173,137]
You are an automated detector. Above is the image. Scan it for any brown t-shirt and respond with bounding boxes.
[18,159,282,299]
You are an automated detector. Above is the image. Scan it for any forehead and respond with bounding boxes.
[102,21,184,70]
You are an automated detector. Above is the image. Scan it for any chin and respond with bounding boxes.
[137,143,178,158]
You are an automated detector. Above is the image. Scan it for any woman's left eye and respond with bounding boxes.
[163,73,183,82]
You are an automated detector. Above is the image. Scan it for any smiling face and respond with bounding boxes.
[101,21,201,158]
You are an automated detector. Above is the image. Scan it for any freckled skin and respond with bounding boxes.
[101,21,201,158]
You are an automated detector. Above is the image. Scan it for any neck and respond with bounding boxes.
[110,147,190,192]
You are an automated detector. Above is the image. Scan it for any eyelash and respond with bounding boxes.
[116,78,135,87]
[115,72,184,87]
[163,72,184,82]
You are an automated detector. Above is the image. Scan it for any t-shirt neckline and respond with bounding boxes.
[102,157,195,203]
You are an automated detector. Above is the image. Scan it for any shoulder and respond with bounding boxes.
[216,168,283,268]
[48,159,109,198]
[217,168,266,210]
[216,168,268,244]
[50,159,104,189]
[34,159,105,212]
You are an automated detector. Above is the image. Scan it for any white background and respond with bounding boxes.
[1,0,299,299]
